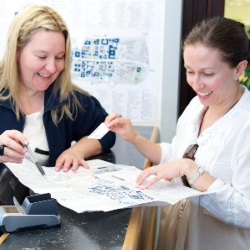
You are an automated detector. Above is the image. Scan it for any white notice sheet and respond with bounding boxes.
[6,159,216,213]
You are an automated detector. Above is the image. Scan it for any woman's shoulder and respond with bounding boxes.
[72,86,104,109]
[238,85,250,113]
[72,85,90,97]
[71,85,91,103]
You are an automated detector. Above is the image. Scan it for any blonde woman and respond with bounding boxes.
[0,5,115,174]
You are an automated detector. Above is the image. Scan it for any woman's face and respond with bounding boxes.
[17,29,65,92]
[183,44,239,108]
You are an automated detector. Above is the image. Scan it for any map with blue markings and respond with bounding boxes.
[71,38,149,87]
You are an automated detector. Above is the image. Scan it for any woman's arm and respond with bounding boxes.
[54,94,116,172]
[105,113,162,164]
[55,136,102,172]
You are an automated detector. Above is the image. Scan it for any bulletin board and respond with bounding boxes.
[0,0,183,142]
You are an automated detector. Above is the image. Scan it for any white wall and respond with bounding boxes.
[0,0,183,144]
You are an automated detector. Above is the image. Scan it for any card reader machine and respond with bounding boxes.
[0,193,61,233]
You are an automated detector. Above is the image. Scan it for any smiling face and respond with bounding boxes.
[183,44,245,108]
[17,29,65,93]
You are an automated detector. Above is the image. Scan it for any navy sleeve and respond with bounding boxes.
[73,93,116,154]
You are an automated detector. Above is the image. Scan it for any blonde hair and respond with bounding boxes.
[0,5,89,124]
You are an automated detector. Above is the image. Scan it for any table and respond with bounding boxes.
[0,126,158,250]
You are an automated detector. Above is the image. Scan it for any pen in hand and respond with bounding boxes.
[21,143,45,176]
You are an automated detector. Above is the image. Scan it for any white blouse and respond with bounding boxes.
[160,85,250,229]
[23,108,49,166]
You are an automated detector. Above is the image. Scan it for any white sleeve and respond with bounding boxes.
[200,122,250,229]
[159,142,171,163]
[200,182,250,229]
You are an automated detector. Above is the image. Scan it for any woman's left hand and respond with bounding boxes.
[55,147,89,172]
[136,158,197,189]
[55,136,102,172]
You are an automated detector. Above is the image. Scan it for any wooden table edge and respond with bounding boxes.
[122,126,159,250]
[0,233,10,245]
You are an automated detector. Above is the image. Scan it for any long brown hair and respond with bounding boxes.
[183,17,250,68]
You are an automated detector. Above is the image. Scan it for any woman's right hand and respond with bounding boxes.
[105,113,162,164]
[0,130,28,163]
[105,113,138,143]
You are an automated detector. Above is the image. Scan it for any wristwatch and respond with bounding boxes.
[187,167,204,187]
[0,145,5,156]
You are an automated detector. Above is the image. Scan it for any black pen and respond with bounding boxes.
[22,143,45,176]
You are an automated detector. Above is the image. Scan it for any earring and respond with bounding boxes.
[235,76,238,81]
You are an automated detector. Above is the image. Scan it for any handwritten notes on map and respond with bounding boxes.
[6,159,215,213]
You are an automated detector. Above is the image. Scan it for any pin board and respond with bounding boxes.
[0,0,182,142]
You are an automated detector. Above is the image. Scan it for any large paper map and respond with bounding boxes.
[6,159,215,213]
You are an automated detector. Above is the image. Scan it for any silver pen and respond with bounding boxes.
[22,143,45,176]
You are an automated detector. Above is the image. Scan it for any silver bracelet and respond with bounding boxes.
[187,167,204,187]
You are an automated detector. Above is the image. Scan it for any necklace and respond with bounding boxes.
[198,99,239,137]
[198,107,208,136]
